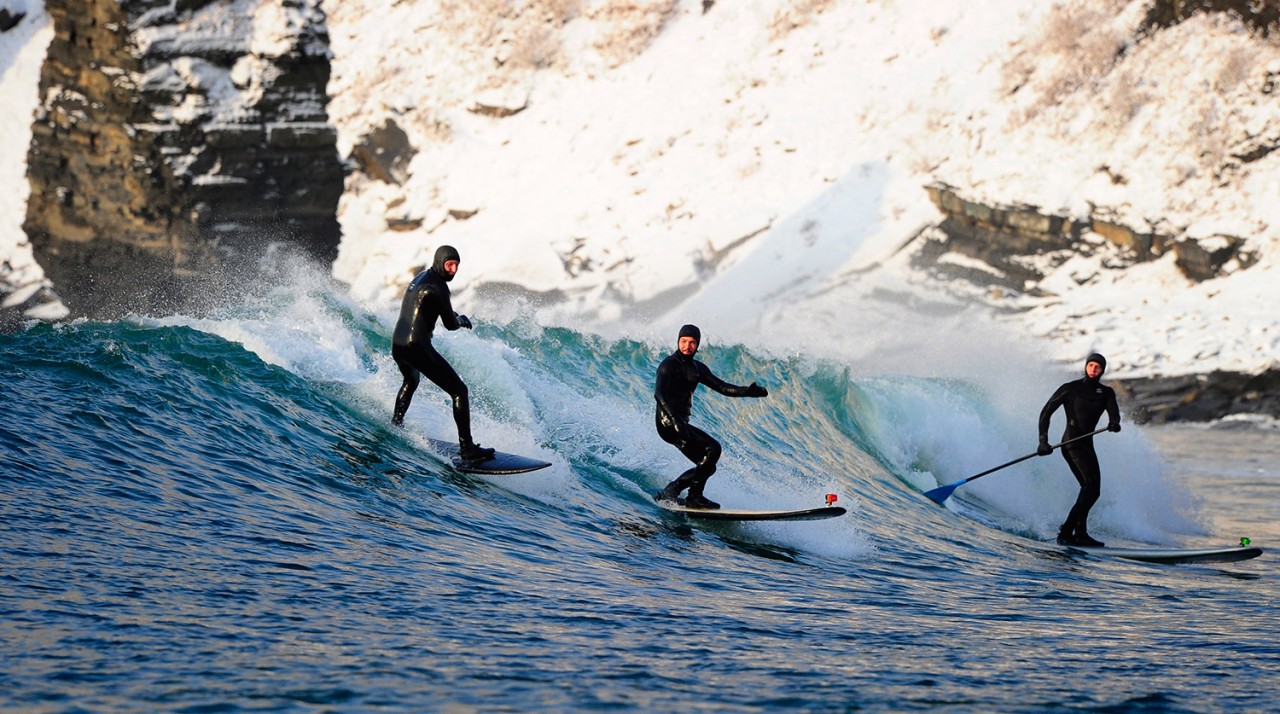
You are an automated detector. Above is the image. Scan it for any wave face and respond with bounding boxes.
[2,275,1273,711]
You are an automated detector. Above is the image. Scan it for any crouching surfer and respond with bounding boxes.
[392,245,495,463]
[1037,352,1121,547]
[653,324,769,509]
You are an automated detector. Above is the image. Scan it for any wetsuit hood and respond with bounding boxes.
[432,245,461,282]
[675,324,701,359]
[1084,352,1107,381]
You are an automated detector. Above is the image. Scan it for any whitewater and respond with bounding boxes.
[4,1,1280,708]
[3,262,1275,711]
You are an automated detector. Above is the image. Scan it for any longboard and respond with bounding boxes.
[655,499,847,522]
[428,438,552,475]
[1062,543,1263,565]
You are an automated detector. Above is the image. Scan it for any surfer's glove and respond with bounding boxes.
[1036,438,1052,456]
[1108,421,1121,433]
[746,382,768,398]
[457,314,473,329]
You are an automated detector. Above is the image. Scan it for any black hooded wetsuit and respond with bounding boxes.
[1039,355,1121,540]
[391,246,475,445]
[654,347,758,501]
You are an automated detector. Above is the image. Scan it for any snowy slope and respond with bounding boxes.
[3,0,1278,381]
[0,1,64,320]
[322,0,1280,380]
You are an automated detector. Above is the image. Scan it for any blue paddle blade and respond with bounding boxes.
[923,482,959,504]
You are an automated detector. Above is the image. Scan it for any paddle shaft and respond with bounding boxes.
[952,427,1110,488]
[926,427,1116,506]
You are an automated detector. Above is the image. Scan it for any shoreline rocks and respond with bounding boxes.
[1115,368,1280,424]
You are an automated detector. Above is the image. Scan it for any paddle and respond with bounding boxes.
[923,427,1110,504]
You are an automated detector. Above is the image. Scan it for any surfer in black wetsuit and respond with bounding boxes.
[1037,352,1121,547]
[653,324,769,509]
[392,245,495,463]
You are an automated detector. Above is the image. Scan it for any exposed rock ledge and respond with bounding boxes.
[919,183,1258,290]
[918,183,1274,425]
[1115,369,1280,425]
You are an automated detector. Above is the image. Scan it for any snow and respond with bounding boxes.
[0,0,62,320]
[3,0,1279,380]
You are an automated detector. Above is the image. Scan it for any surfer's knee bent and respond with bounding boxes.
[698,440,722,471]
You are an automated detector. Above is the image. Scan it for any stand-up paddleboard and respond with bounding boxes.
[655,494,847,522]
[1060,542,1263,565]
[428,438,551,475]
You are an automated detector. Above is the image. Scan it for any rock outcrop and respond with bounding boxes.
[23,0,343,319]
[0,261,67,333]
[0,7,27,32]
[1117,368,1280,424]
[917,183,1275,424]
[1140,0,1280,35]
[918,184,1258,290]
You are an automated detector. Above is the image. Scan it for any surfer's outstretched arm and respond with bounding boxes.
[697,363,768,399]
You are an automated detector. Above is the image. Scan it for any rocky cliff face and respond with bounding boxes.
[916,185,1278,424]
[904,0,1280,425]
[918,184,1259,291]
[23,0,342,318]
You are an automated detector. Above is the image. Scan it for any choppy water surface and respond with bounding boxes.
[2,293,1275,712]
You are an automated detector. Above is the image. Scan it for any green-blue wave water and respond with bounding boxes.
[2,274,1275,712]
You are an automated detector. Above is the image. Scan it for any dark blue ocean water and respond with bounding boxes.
[2,282,1276,712]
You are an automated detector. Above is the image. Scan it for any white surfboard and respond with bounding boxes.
[1063,543,1263,565]
[655,500,846,522]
